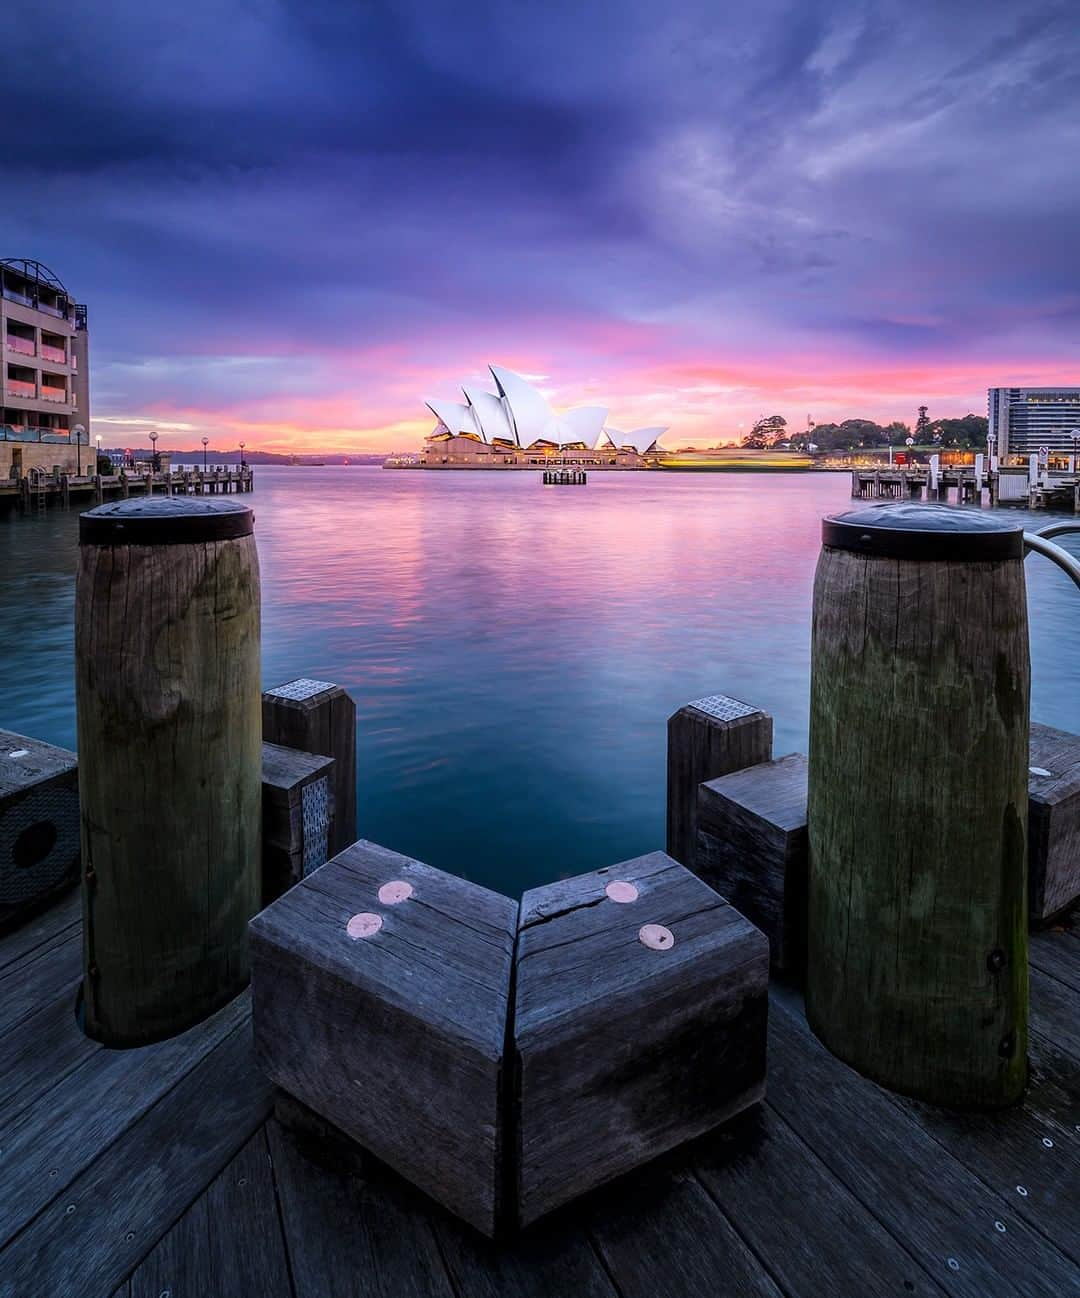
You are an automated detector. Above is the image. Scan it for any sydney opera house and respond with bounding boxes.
[416,366,668,469]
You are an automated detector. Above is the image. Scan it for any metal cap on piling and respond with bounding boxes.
[822,502,1024,562]
[79,497,254,546]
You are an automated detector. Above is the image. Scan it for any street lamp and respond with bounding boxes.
[94,435,101,471]
[239,441,246,469]
[73,423,85,475]
[1070,428,1080,476]
[202,436,209,472]
[149,429,158,473]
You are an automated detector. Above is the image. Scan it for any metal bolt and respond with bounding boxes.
[1042,1137,1054,1148]
[65,1204,75,1215]
[994,1221,1007,1233]
[947,1258,960,1271]
[605,880,639,903]
[1016,1185,1028,1197]
[125,1231,134,1242]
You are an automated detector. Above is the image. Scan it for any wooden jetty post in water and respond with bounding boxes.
[806,503,1030,1108]
[75,497,262,1046]
[262,680,357,854]
[666,695,772,866]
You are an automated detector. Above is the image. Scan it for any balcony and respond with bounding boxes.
[41,386,67,404]
[6,379,37,399]
[5,336,35,357]
[37,300,67,320]
[2,286,33,307]
[40,342,66,364]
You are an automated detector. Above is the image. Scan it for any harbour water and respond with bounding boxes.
[2,466,1078,895]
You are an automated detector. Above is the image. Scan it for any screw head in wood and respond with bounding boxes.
[605,881,639,903]
[639,924,675,951]
[346,913,383,940]
[378,880,414,905]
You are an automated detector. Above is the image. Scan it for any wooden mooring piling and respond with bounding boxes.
[2,464,254,513]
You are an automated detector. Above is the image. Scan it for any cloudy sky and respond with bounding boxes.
[5,0,1079,451]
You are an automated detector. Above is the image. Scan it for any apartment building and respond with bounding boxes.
[1,259,90,477]
[988,386,1080,460]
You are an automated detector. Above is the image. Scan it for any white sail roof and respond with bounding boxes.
[462,386,515,443]
[426,368,665,454]
[606,426,668,454]
[490,366,554,447]
[425,399,484,440]
[554,406,608,448]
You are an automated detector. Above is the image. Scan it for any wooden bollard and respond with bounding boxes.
[263,679,356,853]
[806,503,1029,1108]
[76,497,262,1046]
[666,694,772,865]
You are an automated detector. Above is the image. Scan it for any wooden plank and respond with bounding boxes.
[1030,967,1080,1069]
[1029,929,1080,995]
[0,985,102,1124]
[263,680,356,854]
[0,1021,272,1298]
[693,1105,944,1296]
[0,925,81,1034]
[0,888,80,973]
[433,1211,617,1298]
[1028,722,1080,920]
[766,996,1079,1296]
[696,752,808,972]
[589,1160,785,1298]
[893,1027,1080,1267]
[252,841,516,1237]
[0,991,250,1249]
[129,1129,291,1298]
[515,851,768,1227]
[666,695,772,866]
[266,1114,455,1298]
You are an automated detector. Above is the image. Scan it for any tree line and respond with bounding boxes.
[738,411,989,452]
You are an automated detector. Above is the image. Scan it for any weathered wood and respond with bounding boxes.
[590,1159,785,1298]
[128,1129,291,1298]
[692,1108,941,1296]
[0,1020,271,1298]
[262,740,336,904]
[0,886,79,973]
[696,753,808,973]
[76,497,262,1046]
[0,992,251,1250]
[514,850,768,1227]
[1029,722,1080,921]
[251,840,517,1237]
[0,986,102,1125]
[267,1108,458,1298]
[0,924,81,1035]
[807,505,1030,1108]
[263,679,357,854]
[666,695,772,866]
[0,728,79,934]
[893,1025,1080,1266]
[1030,927,1080,995]
[767,994,1079,1297]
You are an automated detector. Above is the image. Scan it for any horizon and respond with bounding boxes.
[5,1,1078,453]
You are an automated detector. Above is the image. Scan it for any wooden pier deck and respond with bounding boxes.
[0,467,253,511]
[1,892,1077,1298]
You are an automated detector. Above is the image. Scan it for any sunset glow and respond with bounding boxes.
[8,2,1079,453]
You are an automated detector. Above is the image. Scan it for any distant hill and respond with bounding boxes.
[101,448,387,465]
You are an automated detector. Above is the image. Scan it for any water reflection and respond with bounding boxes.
[1,468,1077,895]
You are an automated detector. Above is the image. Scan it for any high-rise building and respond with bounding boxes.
[1,259,90,477]
[988,387,1080,460]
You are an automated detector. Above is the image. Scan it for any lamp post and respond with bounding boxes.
[73,423,85,476]
[202,436,209,472]
[1071,428,1080,476]
[149,430,158,473]
[95,435,101,468]
[987,431,997,473]
[239,441,245,469]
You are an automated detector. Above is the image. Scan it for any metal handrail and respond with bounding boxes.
[1024,524,1080,593]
